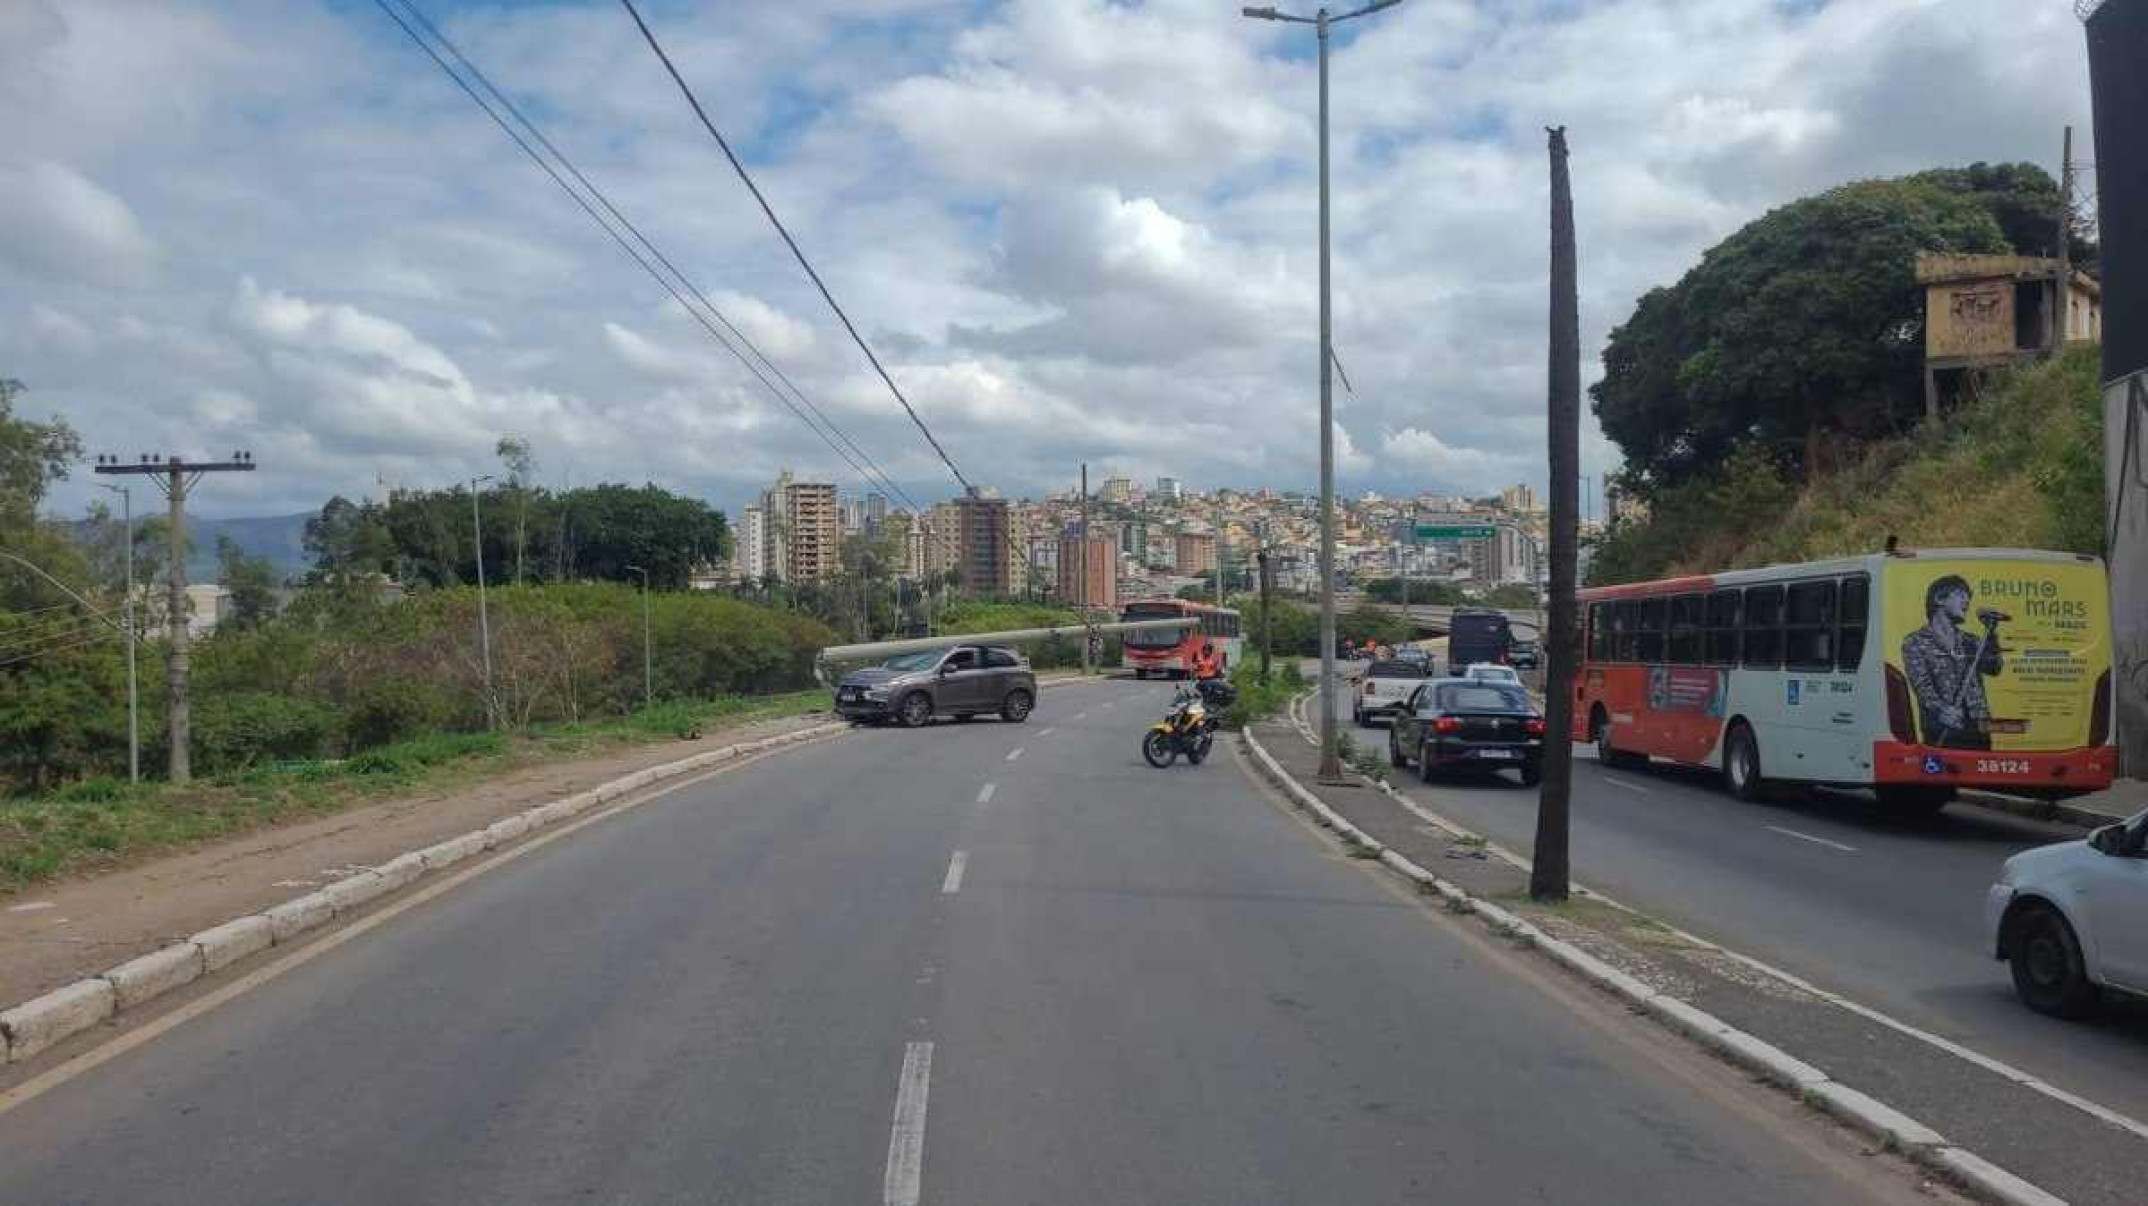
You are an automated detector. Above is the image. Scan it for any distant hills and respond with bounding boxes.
[64,511,314,584]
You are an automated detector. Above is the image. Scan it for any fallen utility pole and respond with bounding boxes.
[93,452,257,785]
[1532,127,1579,903]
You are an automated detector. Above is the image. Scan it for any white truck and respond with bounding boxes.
[1353,658,1435,727]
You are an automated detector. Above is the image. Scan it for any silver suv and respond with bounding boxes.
[834,645,1037,727]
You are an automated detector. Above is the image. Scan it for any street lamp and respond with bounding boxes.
[624,564,653,709]
[471,474,496,728]
[1242,0,1404,780]
[98,482,140,784]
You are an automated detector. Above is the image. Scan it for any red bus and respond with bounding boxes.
[1575,549,2116,812]
[1120,598,1243,679]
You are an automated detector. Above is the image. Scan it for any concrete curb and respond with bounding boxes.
[1,718,851,1067]
[1960,790,2124,831]
[1239,723,2064,1206]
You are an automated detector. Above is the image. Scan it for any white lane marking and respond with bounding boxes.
[1100,701,1117,711]
[976,782,996,804]
[941,851,968,894]
[1005,747,1024,763]
[883,1041,934,1206]
[1600,775,1653,794]
[1378,760,2148,1145]
[6,901,55,913]
[1764,825,1858,853]
[1038,727,1056,737]
[1073,711,1089,721]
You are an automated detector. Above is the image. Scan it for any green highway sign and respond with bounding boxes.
[1414,524,1495,540]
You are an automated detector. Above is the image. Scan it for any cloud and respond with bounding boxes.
[0,0,2097,522]
[0,160,158,284]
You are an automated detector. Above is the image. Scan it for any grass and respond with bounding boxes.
[0,689,827,892]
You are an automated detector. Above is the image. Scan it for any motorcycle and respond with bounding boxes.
[1141,679,1234,768]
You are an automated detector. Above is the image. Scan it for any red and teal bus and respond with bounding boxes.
[1575,549,2117,812]
[1121,598,1242,679]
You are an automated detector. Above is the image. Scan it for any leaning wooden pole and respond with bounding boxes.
[1532,127,1580,902]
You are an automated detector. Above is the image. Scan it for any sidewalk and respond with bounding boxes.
[1249,711,2148,1206]
[1969,778,2148,830]
[0,711,835,1008]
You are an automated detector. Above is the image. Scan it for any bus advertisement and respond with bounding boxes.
[1120,598,1243,679]
[1577,549,2115,811]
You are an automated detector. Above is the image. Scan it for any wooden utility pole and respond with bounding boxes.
[1257,519,1274,680]
[93,452,256,785]
[2055,125,2075,354]
[1532,128,1579,903]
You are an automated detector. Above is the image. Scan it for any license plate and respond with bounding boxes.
[1475,748,1517,760]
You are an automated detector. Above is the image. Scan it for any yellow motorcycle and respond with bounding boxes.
[1142,684,1217,768]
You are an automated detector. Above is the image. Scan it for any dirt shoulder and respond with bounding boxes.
[0,710,835,1006]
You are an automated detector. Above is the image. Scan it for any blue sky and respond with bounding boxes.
[0,0,2098,520]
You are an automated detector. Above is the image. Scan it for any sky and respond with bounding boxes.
[0,0,2098,521]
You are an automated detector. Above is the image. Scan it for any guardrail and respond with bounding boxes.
[813,618,1199,685]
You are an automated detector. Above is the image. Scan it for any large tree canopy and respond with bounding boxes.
[1593,163,2079,494]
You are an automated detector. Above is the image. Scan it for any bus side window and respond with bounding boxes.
[1785,580,1836,669]
[1705,590,1741,665]
[1589,603,1611,661]
[1635,597,1667,664]
[1837,576,1869,671]
[1743,585,1784,668]
[1668,594,1703,665]
[1612,601,1638,662]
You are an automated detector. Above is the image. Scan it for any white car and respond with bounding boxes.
[1462,664,1523,687]
[1987,808,2148,1017]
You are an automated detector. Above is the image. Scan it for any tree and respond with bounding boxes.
[1914,162,2095,266]
[496,435,537,583]
[303,496,395,590]
[217,536,279,630]
[1593,171,2025,494]
[0,378,81,530]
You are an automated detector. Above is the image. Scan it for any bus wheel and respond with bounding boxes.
[1593,707,1641,770]
[1723,723,1764,801]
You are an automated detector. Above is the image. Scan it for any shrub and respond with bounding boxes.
[191,694,340,774]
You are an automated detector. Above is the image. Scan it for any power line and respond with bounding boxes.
[615,0,974,496]
[371,0,926,518]
[388,1,925,519]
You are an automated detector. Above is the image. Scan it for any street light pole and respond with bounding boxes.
[99,483,140,784]
[1243,0,1401,780]
[625,564,653,708]
[471,474,496,728]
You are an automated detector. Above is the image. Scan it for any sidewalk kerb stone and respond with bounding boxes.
[484,814,533,849]
[1536,937,1660,1007]
[417,832,487,872]
[264,891,335,943]
[102,943,206,1011]
[1644,993,1732,1042]
[1806,1081,1947,1151]
[321,871,390,916]
[1924,1146,2070,1206]
[2,978,116,1063]
[372,852,427,892]
[1705,1026,1831,1090]
[191,915,273,973]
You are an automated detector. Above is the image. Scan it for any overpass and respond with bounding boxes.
[1333,595,1542,640]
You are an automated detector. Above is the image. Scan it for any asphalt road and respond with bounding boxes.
[0,678,1935,1204]
[1314,669,2148,1125]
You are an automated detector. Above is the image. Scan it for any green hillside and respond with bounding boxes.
[1589,345,2105,583]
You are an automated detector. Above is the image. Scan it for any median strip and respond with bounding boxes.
[1,721,851,1068]
[1240,715,2096,1206]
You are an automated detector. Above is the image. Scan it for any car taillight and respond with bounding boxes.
[1524,718,1546,737]
[1434,716,1462,734]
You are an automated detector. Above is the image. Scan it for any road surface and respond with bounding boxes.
[1314,668,2148,1125]
[0,678,1934,1204]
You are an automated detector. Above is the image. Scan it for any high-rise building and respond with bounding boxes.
[762,473,840,584]
[732,505,768,584]
[1488,523,1537,585]
[1154,476,1182,501]
[866,492,888,527]
[1174,531,1217,576]
[1500,483,1541,515]
[925,501,962,578]
[1101,476,1133,504]
[840,496,866,535]
[1058,533,1118,609]
[955,494,1012,596]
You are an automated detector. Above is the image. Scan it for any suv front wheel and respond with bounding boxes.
[898,691,935,728]
[1000,688,1034,723]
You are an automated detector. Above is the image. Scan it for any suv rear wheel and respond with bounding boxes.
[898,691,934,728]
[1000,688,1034,723]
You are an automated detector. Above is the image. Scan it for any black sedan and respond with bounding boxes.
[1388,679,1545,786]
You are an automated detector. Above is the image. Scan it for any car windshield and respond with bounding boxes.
[882,651,942,672]
[1438,684,1533,713]
[1368,660,1426,678]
